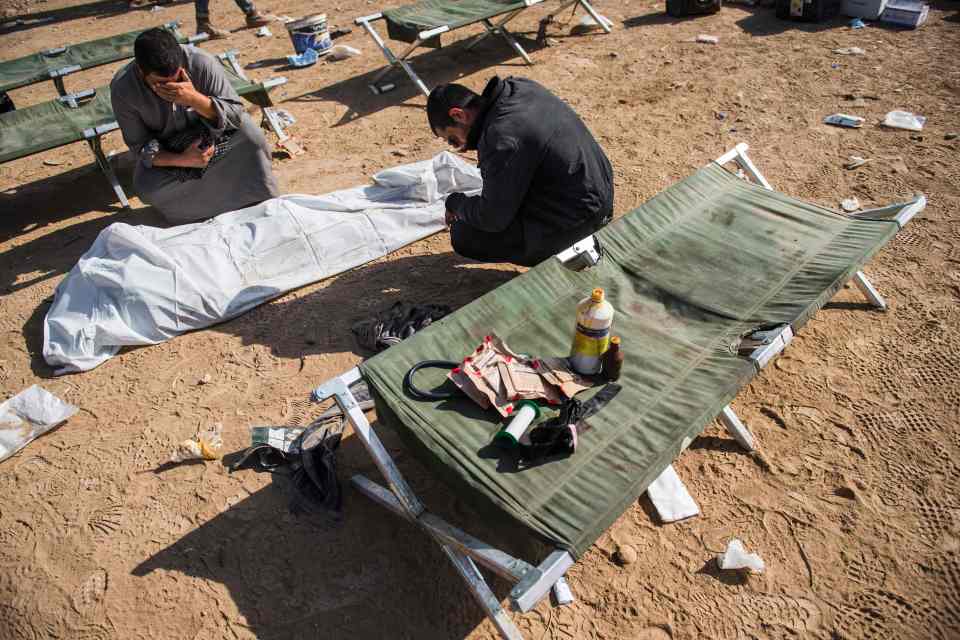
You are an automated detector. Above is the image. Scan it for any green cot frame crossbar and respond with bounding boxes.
[0,22,208,96]
[310,143,925,639]
[354,0,612,96]
[0,51,287,209]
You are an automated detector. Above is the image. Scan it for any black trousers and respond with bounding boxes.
[450,215,604,268]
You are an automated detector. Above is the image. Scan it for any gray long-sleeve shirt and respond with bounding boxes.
[109,45,278,223]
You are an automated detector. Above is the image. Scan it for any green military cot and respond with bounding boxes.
[311,144,925,639]
[0,22,203,97]
[355,0,612,95]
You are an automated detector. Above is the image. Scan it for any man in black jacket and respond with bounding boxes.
[427,76,614,267]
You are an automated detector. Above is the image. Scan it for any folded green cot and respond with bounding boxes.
[311,144,925,639]
[0,22,205,97]
[0,51,287,209]
[355,0,612,95]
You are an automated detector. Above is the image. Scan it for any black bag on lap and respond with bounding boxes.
[666,0,722,17]
[0,91,14,113]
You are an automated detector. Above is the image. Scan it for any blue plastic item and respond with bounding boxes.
[286,47,319,68]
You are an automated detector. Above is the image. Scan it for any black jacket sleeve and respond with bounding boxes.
[445,133,540,233]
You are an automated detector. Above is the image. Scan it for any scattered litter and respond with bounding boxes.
[824,113,865,128]
[286,48,319,68]
[615,543,638,566]
[545,37,560,47]
[392,148,409,157]
[271,108,296,128]
[946,132,958,141]
[647,464,700,523]
[845,155,870,169]
[882,110,926,131]
[43,159,62,166]
[198,373,212,385]
[849,17,866,28]
[880,0,929,28]
[718,539,765,573]
[232,421,344,516]
[250,425,307,454]
[715,111,727,121]
[169,422,223,463]
[256,26,272,37]
[0,386,78,464]
[552,577,575,605]
[696,34,719,44]
[841,197,861,212]
[831,63,841,69]
[572,12,610,33]
[276,137,305,157]
[833,46,865,55]
[328,44,361,60]
[329,26,353,39]
[149,4,164,11]
[276,14,296,22]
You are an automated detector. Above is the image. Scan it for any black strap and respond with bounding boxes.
[403,360,462,401]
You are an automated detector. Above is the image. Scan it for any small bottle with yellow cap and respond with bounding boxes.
[570,287,615,375]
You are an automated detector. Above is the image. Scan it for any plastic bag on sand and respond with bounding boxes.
[0,386,78,463]
[328,44,361,61]
[718,539,765,573]
[883,110,926,132]
[574,13,610,31]
[170,423,224,463]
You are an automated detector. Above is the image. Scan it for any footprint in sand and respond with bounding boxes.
[73,569,108,613]
[85,498,123,539]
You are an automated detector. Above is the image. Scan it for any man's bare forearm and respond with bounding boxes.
[151,150,189,168]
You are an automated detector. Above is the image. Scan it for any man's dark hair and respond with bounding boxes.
[134,28,186,77]
[427,83,480,134]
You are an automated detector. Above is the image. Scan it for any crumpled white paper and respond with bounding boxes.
[0,385,78,463]
[718,539,765,573]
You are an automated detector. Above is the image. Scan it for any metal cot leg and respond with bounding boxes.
[313,370,527,640]
[357,14,430,96]
[851,271,887,310]
[86,134,130,209]
[719,405,755,451]
[577,0,613,32]
[479,14,534,65]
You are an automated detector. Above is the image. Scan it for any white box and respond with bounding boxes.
[842,0,886,18]
[881,0,929,27]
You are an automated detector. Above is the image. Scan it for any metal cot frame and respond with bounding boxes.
[310,143,925,639]
[355,0,612,96]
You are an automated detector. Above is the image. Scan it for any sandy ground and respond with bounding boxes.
[1,0,960,637]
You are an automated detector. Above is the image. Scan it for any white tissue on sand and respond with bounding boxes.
[718,539,765,573]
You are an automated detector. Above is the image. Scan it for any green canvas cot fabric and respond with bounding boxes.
[0,23,189,93]
[0,70,276,164]
[383,0,528,42]
[359,162,901,558]
[0,89,115,162]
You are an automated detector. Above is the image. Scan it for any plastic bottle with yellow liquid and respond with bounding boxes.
[570,288,614,374]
